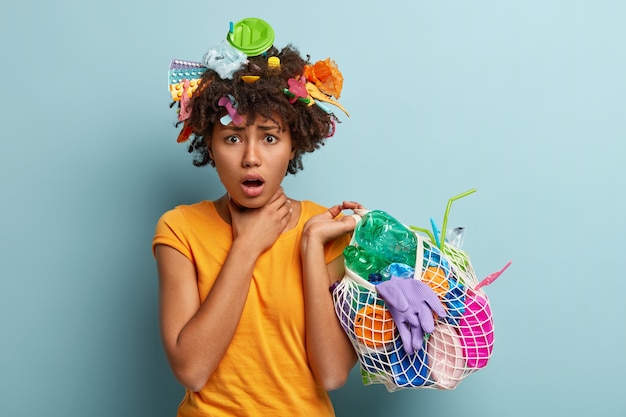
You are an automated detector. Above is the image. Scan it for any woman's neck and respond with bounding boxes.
[213,193,302,231]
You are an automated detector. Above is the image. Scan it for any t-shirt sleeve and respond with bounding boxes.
[152,207,193,261]
[323,229,352,264]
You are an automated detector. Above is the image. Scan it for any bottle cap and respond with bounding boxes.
[226,17,275,56]
[368,273,383,283]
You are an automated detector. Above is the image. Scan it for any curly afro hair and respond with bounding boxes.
[176,44,340,175]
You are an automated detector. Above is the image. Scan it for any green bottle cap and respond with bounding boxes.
[226,17,275,56]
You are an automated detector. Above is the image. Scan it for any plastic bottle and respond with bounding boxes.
[344,245,389,280]
[354,210,418,267]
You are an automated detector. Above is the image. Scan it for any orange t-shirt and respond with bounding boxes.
[153,200,350,417]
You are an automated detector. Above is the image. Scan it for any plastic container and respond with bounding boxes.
[388,338,430,387]
[426,322,465,389]
[457,290,494,368]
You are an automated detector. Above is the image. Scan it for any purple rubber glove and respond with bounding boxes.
[376,276,447,355]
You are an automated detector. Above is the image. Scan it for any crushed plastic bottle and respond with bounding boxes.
[354,210,417,267]
[446,227,465,248]
[343,245,389,280]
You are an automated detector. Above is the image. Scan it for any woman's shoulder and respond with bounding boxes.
[297,200,331,222]
[158,200,217,224]
[299,200,329,215]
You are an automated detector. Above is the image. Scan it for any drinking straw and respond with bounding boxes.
[439,188,477,250]
[409,226,436,245]
[474,261,512,291]
[429,218,441,247]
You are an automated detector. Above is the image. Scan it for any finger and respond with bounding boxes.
[425,297,447,318]
[341,201,364,210]
[416,306,436,334]
[284,200,294,219]
[267,187,286,205]
[277,199,293,225]
[347,213,362,225]
[326,204,344,218]
[266,195,288,215]
[398,322,415,355]
[328,201,365,218]
[411,327,425,353]
[418,281,448,318]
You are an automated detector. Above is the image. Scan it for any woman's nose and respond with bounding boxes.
[242,142,261,167]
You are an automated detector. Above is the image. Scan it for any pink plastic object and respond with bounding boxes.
[426,322,464,389]
[178,80,192,122]
[457,290,494,369]
[218,96,244,126]
[287,77,307,103]
[474,261,511,291]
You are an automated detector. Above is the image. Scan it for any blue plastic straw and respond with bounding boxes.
[430,217,441,247]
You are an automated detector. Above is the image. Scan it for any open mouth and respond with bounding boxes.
[240,176,265,197]
[242,179,264,188]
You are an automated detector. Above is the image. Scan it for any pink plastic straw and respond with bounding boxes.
[474,261,512,291]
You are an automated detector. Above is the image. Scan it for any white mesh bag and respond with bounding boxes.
[332,191,505,391]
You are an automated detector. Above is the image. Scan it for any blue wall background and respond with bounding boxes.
[1,1,625,416]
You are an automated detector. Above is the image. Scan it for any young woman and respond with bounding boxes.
[153,18,361,416]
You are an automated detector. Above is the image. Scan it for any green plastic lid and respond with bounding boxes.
[226,17,275,56]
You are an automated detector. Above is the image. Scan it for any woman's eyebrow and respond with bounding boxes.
[219,122,282,133]
[220,125,245,132]
[257,124,282,132]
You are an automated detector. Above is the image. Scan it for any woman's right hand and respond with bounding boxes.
[228,187,293,256]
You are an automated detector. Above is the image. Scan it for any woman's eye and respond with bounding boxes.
[225,135,241,144]
[265,135,277,144]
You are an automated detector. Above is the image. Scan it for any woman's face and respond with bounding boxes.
[208,115,295,209]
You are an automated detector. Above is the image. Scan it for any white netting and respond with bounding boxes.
[332,213,495,391]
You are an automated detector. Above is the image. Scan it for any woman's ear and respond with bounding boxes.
[205,138,214,159]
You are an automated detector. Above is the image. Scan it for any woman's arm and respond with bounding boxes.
[300,201,362,390]
[157,190,293,392]
[156,241,257,392]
